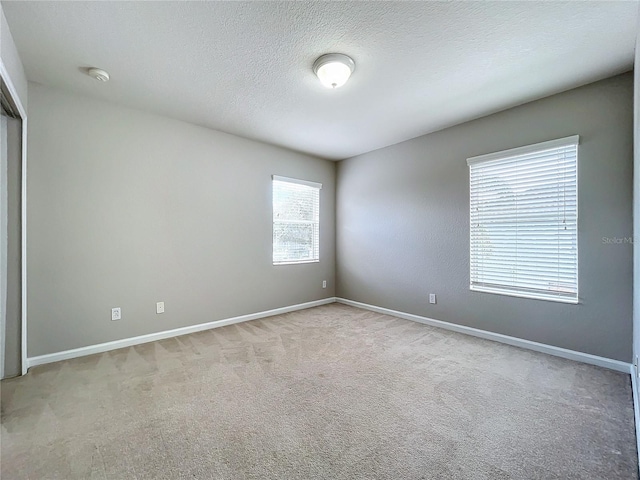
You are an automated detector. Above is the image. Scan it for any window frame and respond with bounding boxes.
[272,175,322,266]
[466,135,579,304]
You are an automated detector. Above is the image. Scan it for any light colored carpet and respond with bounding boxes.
[1,303,637,479]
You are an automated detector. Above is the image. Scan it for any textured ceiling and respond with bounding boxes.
[2,1,638,160]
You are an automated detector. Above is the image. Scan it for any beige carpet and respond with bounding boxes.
[1,303,637,479]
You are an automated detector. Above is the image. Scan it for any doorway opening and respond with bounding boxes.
[1,76,24,378]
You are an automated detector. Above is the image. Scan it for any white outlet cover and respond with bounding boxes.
[156,302,165,314]
[429,294,436,304]
[111,307,121,321]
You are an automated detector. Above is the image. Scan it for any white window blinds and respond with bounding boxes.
[467,136,579,303]
[272,175,321,265]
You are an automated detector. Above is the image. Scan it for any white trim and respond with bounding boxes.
[272,175,322,189]
[0,115,6,379]
[274,259,320,266]
[466,135,580,165]
[25,295,633,374]
[20,116,26,376]
[26,297,337,369]
[0,59,28,377]
[336,297,630,373]
[470,285,579,304]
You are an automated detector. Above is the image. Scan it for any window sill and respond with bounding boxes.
[470,285,578,304]
[273,259,320,266]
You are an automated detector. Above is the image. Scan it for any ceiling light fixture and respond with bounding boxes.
[313,53,355,89]
[88,67,110,82]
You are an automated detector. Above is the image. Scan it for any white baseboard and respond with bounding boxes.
[26,297,337,369]
[27,296,631,376]
[336,297,631,373]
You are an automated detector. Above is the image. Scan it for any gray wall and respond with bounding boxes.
[337,73,633,362]
[4,115,21,376]
[27,83,336,357]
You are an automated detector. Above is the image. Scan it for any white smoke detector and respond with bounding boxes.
[88,68,110,82]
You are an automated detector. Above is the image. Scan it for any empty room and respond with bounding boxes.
[1,1,639,478]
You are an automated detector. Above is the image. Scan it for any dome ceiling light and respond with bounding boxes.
[313,53,355,89]
[88,67,110,82]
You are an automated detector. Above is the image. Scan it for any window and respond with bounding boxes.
[467,136,578,303]
[272,175,321,265]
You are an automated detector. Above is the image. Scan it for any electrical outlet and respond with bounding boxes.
[156,302,165,314]
[111,307,121,321]
[429,294,436,304]
[322,280,327,289]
